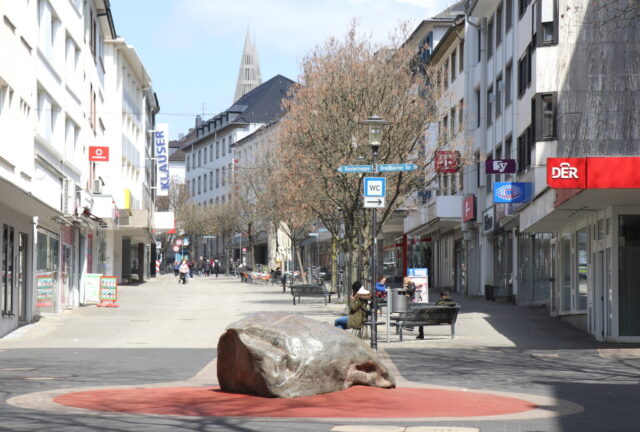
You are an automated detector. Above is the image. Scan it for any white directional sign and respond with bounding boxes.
[364,197,385,208]
[364,177,386,197]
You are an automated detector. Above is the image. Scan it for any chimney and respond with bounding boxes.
[195,115,202,128]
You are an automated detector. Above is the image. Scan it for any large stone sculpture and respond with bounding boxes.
[217,312,395,398]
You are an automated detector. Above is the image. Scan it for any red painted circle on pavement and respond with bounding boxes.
[54,386,537,418]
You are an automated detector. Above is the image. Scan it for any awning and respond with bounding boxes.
[0,175,61,220]
[406,217,460,238]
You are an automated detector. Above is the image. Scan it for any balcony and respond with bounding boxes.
[404,195,463,235]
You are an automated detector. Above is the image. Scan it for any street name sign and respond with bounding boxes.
[337,165,373,173]
[364,177,386,197]
[364,197,385,208]
[378,163,418,172]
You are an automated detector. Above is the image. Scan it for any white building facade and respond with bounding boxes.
[0,1,158,338]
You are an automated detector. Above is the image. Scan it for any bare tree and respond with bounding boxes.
[276,23,440,286]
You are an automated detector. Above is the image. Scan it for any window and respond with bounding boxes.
[186,155,190,172]
[197,176,201,194]
[495,74,503,117]
[442,114,448,141]
[458,99,464,133]
[534,92,557,140]
[495,145,503,182]
[210,145,213,161]
[191,179,195,195]
[519,0,531,18]
[216,141,219,158]
[487,85,493,127]
[476,88,481,128]
[203,147,207,163]
[485,153,493,194]
[487,18,494,58]
[451,50,457,81]
[221,167,226,186]
[210,171,213,189]
[228,163,232,183]
[459,41,464,72]
[517,51,528,97]
[203,174,207,192]
[216,169,219,188]
[450,107,456,137]
[477,27,482,62]
[505,135,513,180]
[576,228,589,311]
[222,138,226,156]
[537,0,558,46]
[496,4,503,47]
[506,0,513,30]
[505,62,513,106]
[517,127,532,172]
[443,60,449,90]
[475,153,481,188]
[198,150,201,167]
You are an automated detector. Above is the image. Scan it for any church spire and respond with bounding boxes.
[233,29,262,103]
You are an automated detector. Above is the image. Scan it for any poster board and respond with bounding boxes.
[97,276,118,307]
[406,268,429,303]
[36,274,55,307]
[83,274,102,304]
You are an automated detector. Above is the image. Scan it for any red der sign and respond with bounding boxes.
[435,151,460,173]
[463,194,476,222]
[548,157,640,189]
[89,146,109,162]
[547,158,586,188]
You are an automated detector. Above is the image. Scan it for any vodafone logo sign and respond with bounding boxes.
[547,158,586,188]
[89,146,110,162]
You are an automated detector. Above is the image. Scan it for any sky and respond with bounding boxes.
[109,0,452,140]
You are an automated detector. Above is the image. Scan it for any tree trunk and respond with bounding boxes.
[331,236,338,297]
[296,248,306,284]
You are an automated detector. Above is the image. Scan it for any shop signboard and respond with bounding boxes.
[154,123,170,196]
[89,146,109,162]
[463,194,476,222]
[485,159,516,174]
[548,157,640,189]
[405,268,428,303]
[83,273,102,304]
[435,151,460,173]
[36,274,55,307]
[97,276,119,307]
[493,182,532,203]
[483,206,495,234]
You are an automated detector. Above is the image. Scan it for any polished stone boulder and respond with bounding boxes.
[217,312,395,398]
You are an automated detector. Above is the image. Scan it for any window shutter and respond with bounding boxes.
[541,0,554,22]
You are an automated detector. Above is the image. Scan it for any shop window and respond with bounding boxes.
[576,228,588,311]
[561,234,571,312]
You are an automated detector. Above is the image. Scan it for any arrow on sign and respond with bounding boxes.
[364,197,385,208]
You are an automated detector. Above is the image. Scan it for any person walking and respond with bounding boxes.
[213,260,220,278]
[178,259,189,284]
[204,259,211,277]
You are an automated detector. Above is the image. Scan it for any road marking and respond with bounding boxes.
[25,377,58,381]
[0,368,35,371]
[332,427,480,432]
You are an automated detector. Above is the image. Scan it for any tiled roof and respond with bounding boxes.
[228,74,295,124]
[433,0,466,19]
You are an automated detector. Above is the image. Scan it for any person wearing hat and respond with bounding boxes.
[334,281,372,330]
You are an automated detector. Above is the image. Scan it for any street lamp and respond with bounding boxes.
[359,115,390,350]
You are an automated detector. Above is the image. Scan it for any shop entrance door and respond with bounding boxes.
[17,232,28,322]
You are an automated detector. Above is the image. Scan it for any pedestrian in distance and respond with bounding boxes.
[204,259,211,277]
[213,260,220,278]
[334,281,372,330]
[178,259,189,284]
[173,261,180,277]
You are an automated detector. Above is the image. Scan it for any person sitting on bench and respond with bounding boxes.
[334,281,371,330]
[416,290,457,339]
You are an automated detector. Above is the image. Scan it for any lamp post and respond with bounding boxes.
[359,115,390,350]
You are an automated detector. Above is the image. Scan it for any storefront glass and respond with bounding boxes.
[618,215,640,336]
[36,230,59,314]
[576,228,589,310]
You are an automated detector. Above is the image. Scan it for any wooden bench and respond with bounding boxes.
[290,284,332,305]
[390,305,460,341]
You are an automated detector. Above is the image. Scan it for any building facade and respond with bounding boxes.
[0,1,158,338]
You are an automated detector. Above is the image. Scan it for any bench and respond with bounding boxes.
[290,284,332,305]
[390,305,460,341]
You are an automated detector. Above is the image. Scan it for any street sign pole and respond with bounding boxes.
[370,152,379,350]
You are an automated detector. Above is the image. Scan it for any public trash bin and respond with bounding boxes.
[390,288,408,313]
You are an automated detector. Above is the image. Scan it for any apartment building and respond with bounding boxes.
[182,74,294,267]
[0,1,158,338]
[452,0,640,341]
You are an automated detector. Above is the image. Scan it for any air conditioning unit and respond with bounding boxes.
[92,179,103,195]
[61,178,76,215]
